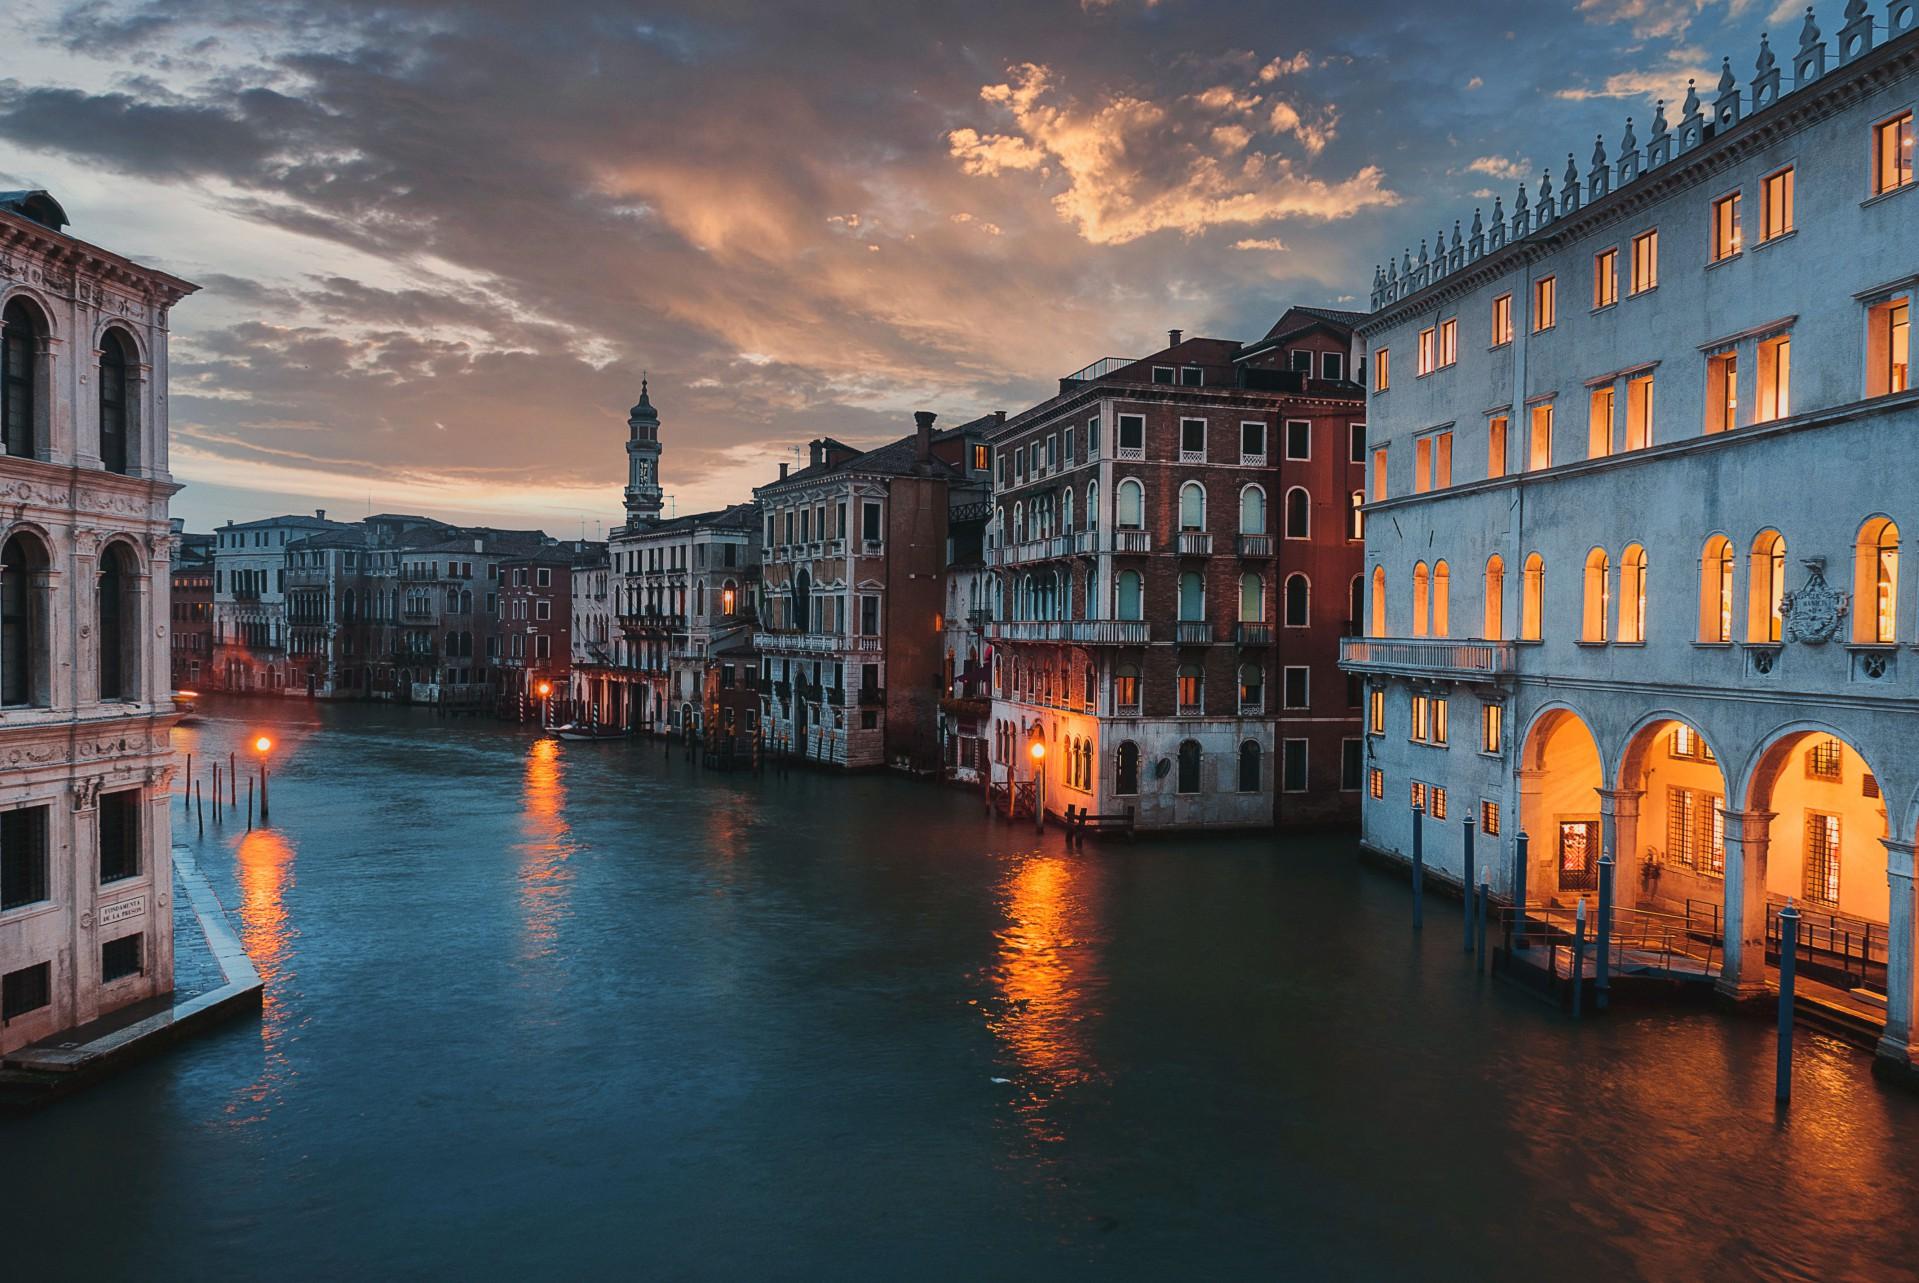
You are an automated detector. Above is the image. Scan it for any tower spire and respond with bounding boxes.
[623,376,664,528]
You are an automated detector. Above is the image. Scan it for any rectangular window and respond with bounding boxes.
[1283,420,1309,460]
[1291,349,1314,372]
[1706,352,1738,433]
[1430,698,1448,746]
[1152,366,1175,385]
[1631,229,1658,294]
[1492,293,1513,346]
[1487,414,1509,478]
[1341,739,1363,791]
[101,932,143,982]
[2,961,51,1021]
[1418,326,1436,376]
[534,599,551,621]
[1062,427,1075,466]
[973,443,989,471]
[1588,386,1615,459]
[1371,447,1388,502]
[1481,800,1501,836]
[1282,666,1309,709]
[98,789,140,884]
[1761,167,1794,240]
[1625,374,1654,451]
[1117,414,1145,457]
[1869,297,1911,396]
[1481,702,1502,754]
[534,635,550,660]
[1349,423,1367,463]
[1410,780,1426,812]
[1414,437,1431,494]
[1368,687,1385,735]
[1528,403,1553,471]
[1180,366,1203,387]
[1667,786,1727,877]
[1,804,49,910]
[1434,431,1452,488]
[1410,694,1429,743]
[860,595,880,635]
[1593,248,1618,309]
[1805,812,1841,905]
[862,501,882,542]
[1322,351,1346,381]
[1874,111,1913,195]
[1087,415,1100,455]
[1369,767,1384,800]
[1756,334,1790,422]
[1374,348,1390,392]
[1532,276,1556,332]
[1046,434,1058,471]
[1282,740,1308,792]
[1430,786,1447,820]
[1806,736,1843,781]
[1711,191,1742,261]
[1243,420,1268,462]
[1180,418,1206,461]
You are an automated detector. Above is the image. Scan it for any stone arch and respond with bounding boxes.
[1517,702,1607,900]
[1614,709,1732,913]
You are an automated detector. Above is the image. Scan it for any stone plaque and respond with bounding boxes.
[99,895,147,926]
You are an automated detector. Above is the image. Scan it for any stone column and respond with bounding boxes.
[1599,787,1645,910]
[1515,766,1547,897]
[1879,838,1918,1071]
[146,769,176,994]
[68,778,103,1025]
[1717,808,1775,1000]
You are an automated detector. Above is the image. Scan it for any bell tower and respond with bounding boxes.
[624,376,664,527]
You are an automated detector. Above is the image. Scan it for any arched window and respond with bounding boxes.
[1177,739,1202,794]
[1582,548,1610,642]
[1116,569,1144,620]
[1114,661,1140,712]
[1484,555,1505,639]
[1521,553,1545,640]
[1432,560,1450,637]
[1699,535,1734,642]
[1240,485,1266,535]
[98,542,138,701]
[1115,740,1140,794]
[1179,571,1204,621]
[2,531,50,707]
[1347,575,1362,631]
[793,568,812,632]
[1013,501,1024,542]
[1370,566,1387,637]
[1284,573,1309,627]
[1855,518,1899,643]
[1061,487,1075,532]
[1412,562,1430,638]
[99,329,134,474]
[2,299,45,459]
[1619,544,1647,643]
[1749,530,1786,643]
[1082,564,1097,619]
[1284,487,1310,539]
[1116,478,1144,528]
[1177,661,1203,711]
[1238,663,1263,710]
[1179,482,1206,530]
[1237,740,1261,793]
[1350,491,1365,540]
[1240,572,1265,622]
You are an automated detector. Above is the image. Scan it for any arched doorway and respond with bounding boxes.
[1615,717,1731,918]
[1518,707,1604,905]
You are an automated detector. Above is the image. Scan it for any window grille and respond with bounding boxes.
[1806,738,1843,781]
[1804,812,1841,905]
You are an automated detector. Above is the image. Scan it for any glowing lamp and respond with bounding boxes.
[254,736,272,753]
[536,681,552,697]
[1029,741,1045,762]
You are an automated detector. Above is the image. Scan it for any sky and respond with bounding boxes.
[0,0,1807,535]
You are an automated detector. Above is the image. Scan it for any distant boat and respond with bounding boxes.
[555,724,627,742]
[172,690,201,723]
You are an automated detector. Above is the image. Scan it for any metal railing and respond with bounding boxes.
[1237,534,1273,557]
[1177,531,1213,555]
[1339,636,1517,679]
[1176,621,1213,644]
[1114,529,1151,553]
[1235,622,1273,645]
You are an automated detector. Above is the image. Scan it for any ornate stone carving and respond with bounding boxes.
[1781,559,1848,644]
[71,776,103,811]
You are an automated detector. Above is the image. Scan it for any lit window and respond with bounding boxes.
[1487,414,1509,478]
[1414,438,1431,494]
[1593,248,1618,309]
[1431,698,1448,746]
[1873,111,1913,195]
[1412,562,1430,638]
[1368,687,1385,734]
[1756,333,1790,423]
[1480,702,1501,754]
[1853,517,1900,644]
[1483,555,1505,639]
[1370,567,1386,637]
[1439,318,1457,368]
[1588,385,1615,459]
[1430,785,1447,819]
[1433,431,1452,488]
[1711,191,1742,261]
[1521,553,1544,641]
[1868,297,1910,396]
[1625,373,1654,450]
[1619,544,1647,644]
[1528,403,1553,471]
[1532,276,1556,332]
[1371,447,1388,502]
[1761,167,1794,240]
[1369,767,1384,800]
[1410,694,1429,742]
[1480,800,1500,836]
[1630,229,1658,294]
[1749,529,1786,643]
[1699,535,1734,643]
[1706,351,1738,433]
[1410,780,1426,811]
[1491,293,1513,345]
[1805,812,1841,905]
[1432,561,1450,637]
[1582,547,1610,643]
[1417,326,1437,376]
[1374,348,1391,392]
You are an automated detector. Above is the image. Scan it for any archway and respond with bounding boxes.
[1615,716,1731,919]
[1517,707,1604,905]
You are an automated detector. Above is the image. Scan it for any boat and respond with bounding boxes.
[554,723,628,742]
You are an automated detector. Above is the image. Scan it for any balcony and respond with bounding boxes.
[1338,636,1518,681]
[1237,535,1273,558]
[985,619,1150,645]
[1071,530,1099,554]
[1176,621,1213,645]
[1116,443,1145,461]
[753,630,884,655]
[1177,531,1212,556]
[1235,622,1273,646]
[1063,355,1136,382]
[1114,529,1151,554]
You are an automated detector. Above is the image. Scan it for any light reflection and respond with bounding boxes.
[986,850,1106,1149]
[227,826,297,1121]
[518,736,575,959]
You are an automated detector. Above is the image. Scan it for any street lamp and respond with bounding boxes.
[254,734,273,823]
[1028,739,1045,833]
[536,679,553,728]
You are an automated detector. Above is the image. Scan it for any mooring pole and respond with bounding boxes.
[213,762,220,815]
[1778,900,1800,1106]
[229,752,237,806]
[1596,853,1615,1011]
[1513,832,1531,951]
[1572,897,1587,1019]
[260,760,270,824]
[1463,817,1477,953]
[1411,802,1425,931]
[1476,877,1489,966]
[246,776,254,831]
[183,753,192,814]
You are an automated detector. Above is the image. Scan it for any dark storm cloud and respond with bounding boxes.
[0,0,1788,523]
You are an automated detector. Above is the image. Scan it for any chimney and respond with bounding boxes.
[995,410,1006,424]
[1168,328,1182,348]
[315,508,326,520]
[809,439,825,467]
[914,411,937,463]
[779,461,789,480]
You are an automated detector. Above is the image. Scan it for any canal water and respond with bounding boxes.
[7,699,1919,1280]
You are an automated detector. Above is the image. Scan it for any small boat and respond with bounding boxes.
[555,723,628,742]
[172,690,202,723]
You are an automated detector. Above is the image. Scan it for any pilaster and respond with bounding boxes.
[1718,808,1775,1001]
[1878,838,1918,1069]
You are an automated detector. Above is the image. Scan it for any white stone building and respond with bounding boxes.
[1344,9,1919,1076]
[1,190,197,1054]
[211,511,348,692]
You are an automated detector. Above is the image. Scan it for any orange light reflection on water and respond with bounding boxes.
[518,737,575,959]
[227,826,297,1120]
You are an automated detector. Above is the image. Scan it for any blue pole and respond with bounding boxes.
[1513,832,1530,951]
[1411,803,1425,931]
[1596,853,1614,1011]
[1572,898,1587,1019]
[1463,818,1477,953]
[1778,901,1800,1105]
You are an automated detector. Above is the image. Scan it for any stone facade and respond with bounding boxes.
[0,190,197,1055]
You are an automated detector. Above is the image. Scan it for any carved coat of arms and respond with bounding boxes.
[1781,559,1848,644]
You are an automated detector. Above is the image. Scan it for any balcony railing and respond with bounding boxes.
[1115,529,1151,553]
[1338,636,1518,680]
[1235,622,1273,645]
[1177,531,1212,556]
[1116,444,1145,461]
[1071,530,1099,554]
[1176,621,1214,645]
[753,630,885,654]
[985,619,1150,645]
[1238,535,1273,558]
[1063,355,1136,382]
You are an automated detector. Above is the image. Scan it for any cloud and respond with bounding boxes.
[1230,237,1287,251]
[948,61,1390,245]
[1466,155,1528,181]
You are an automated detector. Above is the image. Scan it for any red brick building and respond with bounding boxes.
[169,531,214,692]
[497,550,574,722]
[986,309,1367,829]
